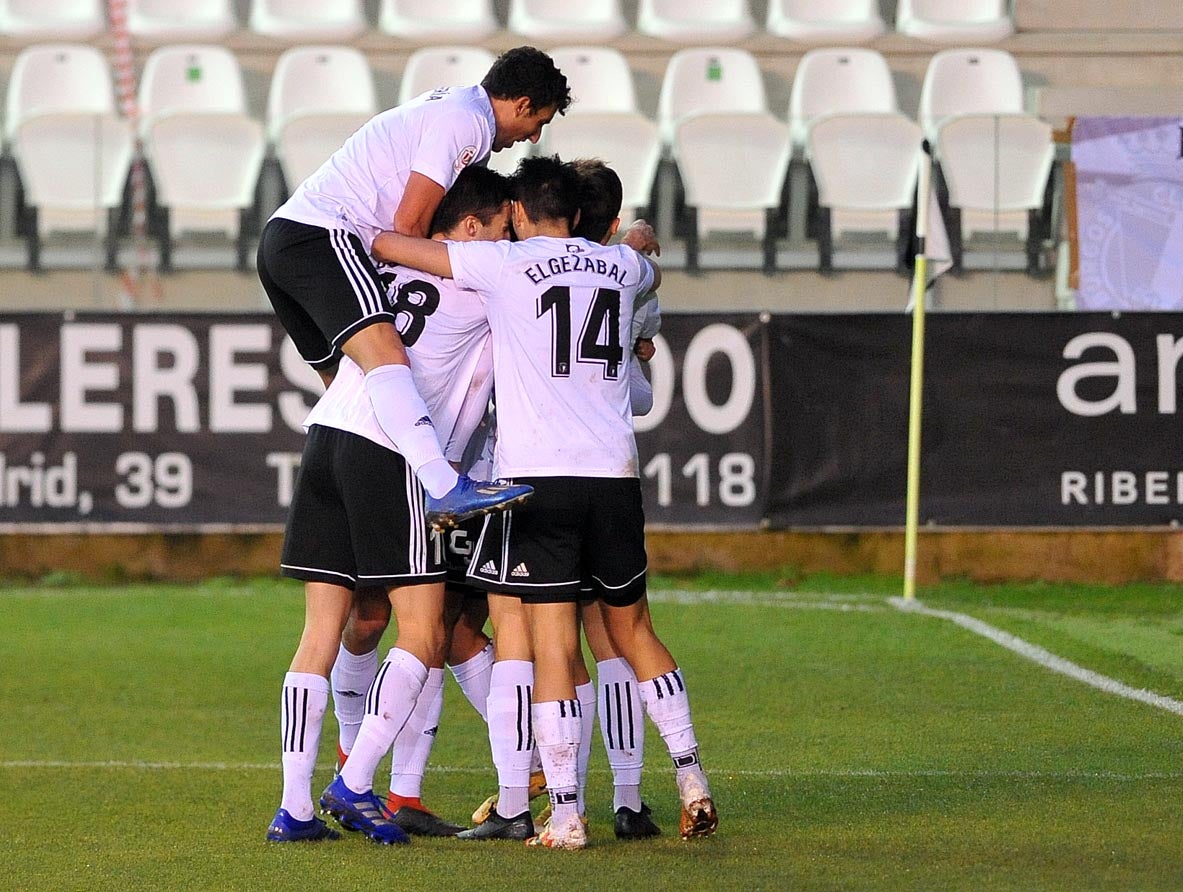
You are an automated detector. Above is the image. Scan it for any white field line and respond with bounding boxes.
[0,760,1179,781]
[890,597,1183,717]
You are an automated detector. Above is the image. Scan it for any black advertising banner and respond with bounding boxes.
[633,313,768,527]
[769,312,1183,527]
[0,313,317,527]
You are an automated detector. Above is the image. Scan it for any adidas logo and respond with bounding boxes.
[511,562,530,578]
[413,415,434,428]
[334,690,363,698]
[480,560,497,575]
[426,725,439,738]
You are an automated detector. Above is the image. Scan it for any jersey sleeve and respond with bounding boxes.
[631,297,662,342]
[447,240,509,296]
[410,110,491,192]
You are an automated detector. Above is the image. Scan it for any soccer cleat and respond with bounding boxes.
[319,776,410,845]
[265,808,341,842]
[526,813,588,850]
[614,803,661,840]
[677,772,718,840]
[426,476,533,531]
[472,770,548,825]
[455,807,535,841]
[386,797,466,837]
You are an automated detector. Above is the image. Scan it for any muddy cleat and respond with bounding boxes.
[426,476,533,531]
[319,776,410,845]
[266,808,341,842]
[679,798,718,840]
[472,770,548,824]
[526,813,588,850]
[456,807,535,841]
[614,803,661,840]
[387,800,466,837]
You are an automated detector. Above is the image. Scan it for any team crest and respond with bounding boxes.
[454,145,478,173]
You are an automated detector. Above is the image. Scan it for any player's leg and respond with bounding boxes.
[332,589,389,767]
[571,619,596,822]
[582,600,660,840]
[588,479,718,840]
[457,592,538,841]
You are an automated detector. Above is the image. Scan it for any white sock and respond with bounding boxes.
[485,660,534,817]
[389,667,445,799]
[331,645,378,757]
[597,657,644,812]
[363,364,458,497]
[533,699,582,825]
[575,681,596,816]
[279,671,329,821]
[638,667,710,797]
[449,641,493,720]
[339,648,428,794]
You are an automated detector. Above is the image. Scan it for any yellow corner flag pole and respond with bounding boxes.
[902,147,934,602]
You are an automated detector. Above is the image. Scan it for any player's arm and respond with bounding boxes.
[371,230,454,277]
[641,255,662,293]
[392,172,446,237]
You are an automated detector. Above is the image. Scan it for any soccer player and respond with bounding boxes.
[266,167,514,844]
[372,155,716,848]
[256,46,569,529]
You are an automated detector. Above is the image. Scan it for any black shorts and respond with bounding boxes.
[257,217,396,371]
[441,516,487,599]
[465,476,647,607]
[281,425,444,589]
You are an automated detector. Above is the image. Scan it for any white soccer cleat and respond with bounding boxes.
[526,813,587,850]
[677,771,718,840]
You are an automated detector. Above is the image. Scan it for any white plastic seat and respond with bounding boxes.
[0,0,104,40]
[674,111,790,270]
[936,113,1053,240]
[5,44,117,143]
[541,113,661,225]
[547,47,638,113]
[267,46,376,188]
[138,45,265,266]
[507,0,626,43]
[378,0,496,43]
[897,0,1014,43]
[766,0,885,43]
[918,47,1024,142]
[249,0,367,41]
[637,0,755,44]
[658,48,768,147]
[788,47,898,150]
[397,47,496,104]
[128,0,238,40]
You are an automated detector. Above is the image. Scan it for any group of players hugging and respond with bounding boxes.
[256,46,717,850]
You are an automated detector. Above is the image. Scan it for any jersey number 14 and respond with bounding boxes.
[537,286,623,380]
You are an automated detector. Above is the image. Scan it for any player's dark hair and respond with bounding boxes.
[571,158,623,243]
[511,155,581,228]
[428,165,512,236]
[481,46,572,116]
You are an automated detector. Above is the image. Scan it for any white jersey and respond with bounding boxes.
[303,264,492,462]
[448,236,656,479]
[272,86,496,250]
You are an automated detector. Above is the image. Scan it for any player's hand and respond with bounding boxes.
[633,337,656,362]
[621,219,660,257]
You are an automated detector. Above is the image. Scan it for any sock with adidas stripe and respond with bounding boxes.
[637,667,711,798]
[597,657,644,812]
[279,671,329,821]
[532,698,583,825]
[486,660,535,817]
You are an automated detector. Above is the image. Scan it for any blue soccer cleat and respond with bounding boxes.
[265,808,341,842]
[319,776,411,845]
[426,476,533,531]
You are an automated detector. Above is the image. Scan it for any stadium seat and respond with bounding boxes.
[541,48,659,226]
[248,0,367,41]
[138,45,265,270]
[267,46,376,191]
[637,0,756,44]
[896,0,1014,44]
[787,47,917,270]
[766,0,886,43]
[0,0,104,40]
[507,0,627,43]
[5,44,132,269]
[378,0,496,43]
[934,113,1054,273]
[128,0,238,41]
[658,48,783,269]
[918,47,1024,142]
[397,46,495,104]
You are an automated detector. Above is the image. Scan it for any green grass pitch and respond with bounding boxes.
[2,572,1182,890]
